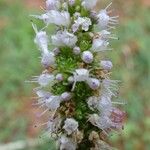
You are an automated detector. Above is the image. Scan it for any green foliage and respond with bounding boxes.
[56,47,79,73]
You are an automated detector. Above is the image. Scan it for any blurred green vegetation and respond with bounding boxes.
[0,0,150,150]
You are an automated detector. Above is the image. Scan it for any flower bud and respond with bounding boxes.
[73,47,81,55]
[56,73,63,81]
[87,78,100,90]
[82,51,93,64]
[100,60,113,70]
[61,92,72,101]
[69,0,75,6]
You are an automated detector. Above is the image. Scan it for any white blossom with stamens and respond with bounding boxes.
[98,95,112,116]
[32,24,56,67]
[35,89,51,99]
[52,30,77,47]
[59,135,77,150]
[31,73,55,87]
[73,69,89,82]
[63,118,79,135]
[97,3,118,29]
[32,23,49,53]
[100,60,113,70]
[101,79,119,97]
[91,37,110,52]
[87,96,98,111]
[31,10,70,27]
[46,117,62,135]
[82,0,97,10]
[72,17,92,32]
[45,95,61,111]
[88,114,113,132]
[71,69,90,91]
[41,52,55,67]
[46,0,61,11]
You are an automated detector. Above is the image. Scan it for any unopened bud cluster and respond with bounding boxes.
[30,0,125,149]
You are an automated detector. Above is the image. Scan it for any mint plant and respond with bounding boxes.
[30,0,125,149]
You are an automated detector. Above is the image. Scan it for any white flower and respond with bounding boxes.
[45,95,61,111]
[41,52,55,67]
[87,96,98,111]
[47,117,62,134]
[61,92,72,101]
[31,73,55,87]
[100,60,113,70]
[34,89,52,107]
[73,69,89,82]
[97,3,118,29]
[99,30,111,39]
[59,135,77,150]
[98,95,112,116]
[72,17,92,32]
[51,30,77,47]
[56,73,63,81]
[38,73,55,87]
[87,78,100,90]
[63,118,79,135]
[82,51,93,64]
[69,0,75,6]
[46,0,60,10]
[101,79,119,97]
[32,23,49,54]
[91,37,109,52]
[35,89,51,99]
[71,68,89,91]
[88,114,112,132]
[31,10,70,27]
[82,0,97,10]
[73,46,81,55]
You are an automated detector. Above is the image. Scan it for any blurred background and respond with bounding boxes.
[0,0,149,150]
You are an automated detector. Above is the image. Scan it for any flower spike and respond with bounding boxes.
[29,0,125,149]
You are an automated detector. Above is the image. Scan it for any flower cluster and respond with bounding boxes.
[30,0,125,149]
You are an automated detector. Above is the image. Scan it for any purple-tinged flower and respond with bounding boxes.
[82,0,97,10]
[52,30,77,47]
[100,60,113,70]
[72,17,92,32]
[73,47,81,55]
[87,78,100,90]
[59,135,77,150]
[46,0,60,11]
[56,73,63,82]
[61,92,72,101]
[41,52,55,68]
[63,118,79,135]
[31,10,70,27]
[91,37,110,52]
[82,51,93,64]
[69,0,75,6]
[97,3,118,29]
